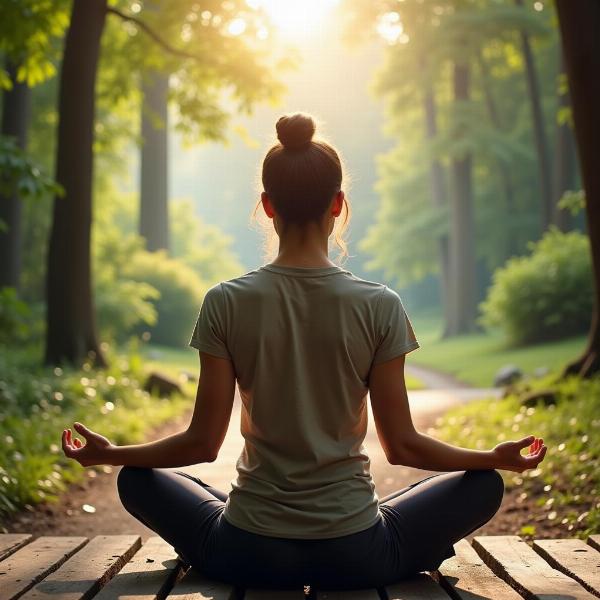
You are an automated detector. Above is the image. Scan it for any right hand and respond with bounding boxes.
[492,435,547,473]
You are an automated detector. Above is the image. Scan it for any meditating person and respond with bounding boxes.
[61,112,547,591]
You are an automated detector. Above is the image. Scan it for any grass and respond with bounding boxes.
[141,343,426,390]
[409,313,586,387]
[429,374,600,540]
[0,341,193,529]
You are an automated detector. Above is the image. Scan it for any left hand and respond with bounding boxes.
[61,422,115,467]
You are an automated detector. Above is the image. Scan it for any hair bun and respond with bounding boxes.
[276,113,316,150]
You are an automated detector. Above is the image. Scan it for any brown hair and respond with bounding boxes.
[250,112,352,265]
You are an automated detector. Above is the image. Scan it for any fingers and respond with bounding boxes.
[515,435,535,450]
[73,422,91,440]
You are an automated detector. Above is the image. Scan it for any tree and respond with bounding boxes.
[555,1,600,377]
[44,0,287,366]
[0,62,30,290]
[515,0,553,232]
[45,0,108,367]
[552,54,577,231]
[444,61,478,336]
[140,70,170,251]
[0,0,68,289]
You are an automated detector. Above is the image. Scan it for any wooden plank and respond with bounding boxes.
[589,536,600,553]
[245,590,305,599]
[168,568,238,600]
[0,536,88,600]
[385,573,450,600]
[0,533,33,561]
[473,535,596,600]
[94,537,184,600]
[316,589,380,599]
[533,538,600,597]
[435,538,523,600]
[20,535,141,600]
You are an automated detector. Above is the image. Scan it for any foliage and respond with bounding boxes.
[123,250,207,348]
[0,0,69,88]
[0,288,32,344]
[0,341,192,525]
[94,234,161,344]
[0,135,62,201]
[558,189,585,216]
[170,198,244,283]
[480,228,592,346]
[100,0,295,147]
[431,375,600,540]
[344,0,565,296]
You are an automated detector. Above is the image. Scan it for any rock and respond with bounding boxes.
[179,370,197,383]
[143,371,184,398]
[494,365,523,387]
[520,388,558,407]
[533,366,550,378]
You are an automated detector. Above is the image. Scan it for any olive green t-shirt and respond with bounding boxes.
[189,262,419,539]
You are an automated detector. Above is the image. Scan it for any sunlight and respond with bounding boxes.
[247,0,340,38]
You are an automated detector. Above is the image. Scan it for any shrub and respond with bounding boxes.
[0,341,191,525]
[480,228,592,346]
[124,250,207,347]
[0,288,38,344]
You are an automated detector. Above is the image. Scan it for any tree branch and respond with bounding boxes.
[106,6,199,61]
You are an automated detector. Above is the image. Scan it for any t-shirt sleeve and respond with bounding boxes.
[189,283,232,359]
[372,285,419,366]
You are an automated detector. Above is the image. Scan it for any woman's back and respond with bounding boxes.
[189,261,419,538]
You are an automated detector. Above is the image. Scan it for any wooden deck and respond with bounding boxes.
[0,533,598,599]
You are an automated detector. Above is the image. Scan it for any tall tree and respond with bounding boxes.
[444,61,478,336]
[555,1,600,377]
[552,54,577,231]
[140,70,169,251]
[0,0,68,289]
[0,62,30,290]
[515,0,553,232]
[44,0,287,366]
[45,0,108,367]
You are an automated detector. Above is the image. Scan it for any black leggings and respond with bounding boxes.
[116,466,504,590]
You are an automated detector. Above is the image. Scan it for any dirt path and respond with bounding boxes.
[8,364,528,542]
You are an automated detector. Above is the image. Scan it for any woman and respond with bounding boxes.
[61,112,547,591]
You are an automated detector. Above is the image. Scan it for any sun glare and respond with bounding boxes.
[247,0,340,39]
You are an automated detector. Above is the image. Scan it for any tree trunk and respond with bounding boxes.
[516,0,553,233]
[0,60,31,290]
[422,85,451,334]
[140,70,169,252]
[444,62,478,337]
[45,0,107,367]
[555,1,600,378]
[478,54,518,259]
[552,53,577,232]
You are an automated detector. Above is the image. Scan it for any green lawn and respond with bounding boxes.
[432,375,599,540]
[409,313,586,387]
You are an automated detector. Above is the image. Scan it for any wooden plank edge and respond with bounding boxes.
[533,540,600,598]
[2,537,89,600]
[0,534,34,562]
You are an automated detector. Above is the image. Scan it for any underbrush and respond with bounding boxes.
[0,342,192,529]
[428,374,599,539]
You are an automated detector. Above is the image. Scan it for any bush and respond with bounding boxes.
[0,341,191,525]
[480,228,592,346]
[124,250,207,347]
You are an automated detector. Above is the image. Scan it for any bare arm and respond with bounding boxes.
[62,351,237,468]
[369,355,547,473]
